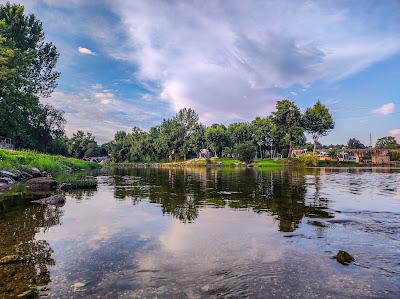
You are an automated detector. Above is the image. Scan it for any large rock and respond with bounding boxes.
[336,250,355,265]
[26,177,57,191]
[31,194,66,205]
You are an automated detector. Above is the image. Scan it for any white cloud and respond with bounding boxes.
[103,0,400,122]
[389,128,400,142]
[373,102,395,115]
[42,86,160,143]
[78,46,96,56]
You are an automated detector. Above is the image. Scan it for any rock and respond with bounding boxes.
[73,281,86,291]
[26,177,57,191]
[0,255,22,265]
[336,250,355,265]
[308,220,328,227]
[0,176,15,185]
[0,182,10,192]
[59,183,73,191]
[29,167,42,177]
[0,170,19,179]
[31,194,66,205]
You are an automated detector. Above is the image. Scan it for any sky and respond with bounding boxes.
[3,0,400,144]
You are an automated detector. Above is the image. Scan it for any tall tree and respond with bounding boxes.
[347,138,365,149]
[375,136,398,149]
[272,100,304,158]
[0,3,62,149]
[205,124,230,157]
[302,101,334,153]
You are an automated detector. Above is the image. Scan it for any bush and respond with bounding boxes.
[298,153,318,166]
[233,143,256,164]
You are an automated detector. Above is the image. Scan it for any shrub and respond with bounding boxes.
[298,153,318,166]
[233,143,256,164]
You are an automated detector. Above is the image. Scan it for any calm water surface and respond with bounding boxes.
[0,167,399,298]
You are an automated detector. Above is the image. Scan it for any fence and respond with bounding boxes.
[0,137,15,149]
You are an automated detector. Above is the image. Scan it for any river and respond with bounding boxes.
[0,167,399,298]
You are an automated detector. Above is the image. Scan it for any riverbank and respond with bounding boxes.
[115,157,285,168]
[0,149,99,194]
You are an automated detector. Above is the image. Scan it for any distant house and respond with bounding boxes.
[199,148,213,158]
[292,149,306,157]
[88,156,110,163]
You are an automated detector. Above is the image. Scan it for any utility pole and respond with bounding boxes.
[369,133,372,148]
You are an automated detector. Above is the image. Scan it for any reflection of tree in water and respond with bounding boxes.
[110,167,332,231]
[0,202,62,297]
[68,189,97,201]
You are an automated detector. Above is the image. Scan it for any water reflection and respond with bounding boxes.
[0,202,62,297]
[109,167,332,232]
[0,167,399,298]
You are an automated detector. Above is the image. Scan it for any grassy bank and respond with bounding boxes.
[0,149,99,173]
[162,157,285,168]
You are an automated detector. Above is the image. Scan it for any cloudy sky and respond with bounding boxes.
[5,0,400,144]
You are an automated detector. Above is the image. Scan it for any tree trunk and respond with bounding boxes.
[288,142,293,158]
[313,134,319,154]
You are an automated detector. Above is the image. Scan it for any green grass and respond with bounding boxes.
[163,157,285,168]
[255,159,285,168]
[59,177,97,189]
[0,149,99,173]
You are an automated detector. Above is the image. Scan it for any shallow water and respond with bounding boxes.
[0,167,399,298]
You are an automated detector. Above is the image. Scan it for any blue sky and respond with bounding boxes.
[5,0,399,144]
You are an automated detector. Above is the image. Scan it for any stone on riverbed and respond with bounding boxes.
[26,177,57,191]
[0,176,15,185]
[31,194,66,205]
[59,183,73,191]
[336,250,355,265]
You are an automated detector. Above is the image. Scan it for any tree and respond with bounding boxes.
[250,116,272,159]
[67,131,97,158]
[375,136,398,149]
[0,3,62,150]
[205,124,230,157]
[302,101,334,153]
[347,138,365,149]
[272,100,304,158]
[234,142,256,164]
[227,122,252,145]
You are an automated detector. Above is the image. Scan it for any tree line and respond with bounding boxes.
[110,100,335,163]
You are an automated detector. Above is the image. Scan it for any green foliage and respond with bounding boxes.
[272,100,305,157]
[0,3,64,150]
[67,131,99,158]
[390,152,400,161]
[233,142,256,164]
[302,101,334,152]
[59,178,97,189]
[298,153,319,167]
[205,124,230,157]
[347,138,365,149]
[375,136,398,149]
[0,149,98,173]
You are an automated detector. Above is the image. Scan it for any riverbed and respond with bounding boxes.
[0,167,399,298]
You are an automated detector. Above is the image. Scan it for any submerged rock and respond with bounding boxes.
[31,194,66,205]
[308,220,328,227]
[73,281,86,291]
[336,250,355,265]
[26,177,57,191]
